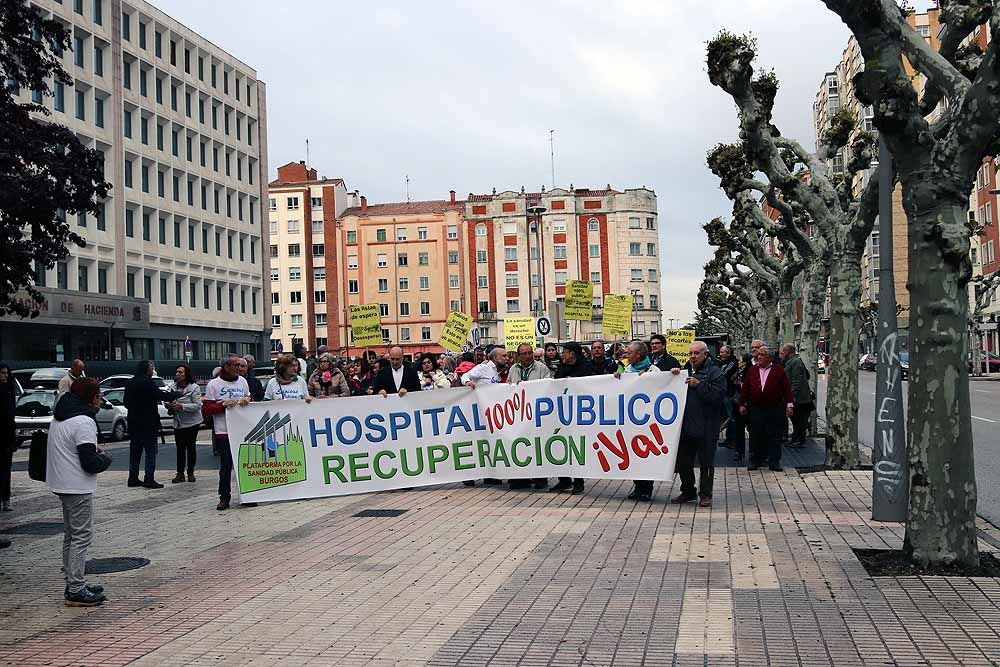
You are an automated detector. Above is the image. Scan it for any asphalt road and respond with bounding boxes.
[815,370,1000,526]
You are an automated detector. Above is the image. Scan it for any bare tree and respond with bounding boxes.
[706,36,879,469]
[819,0,995,567]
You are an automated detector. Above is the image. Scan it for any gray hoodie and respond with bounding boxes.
[172,381,203,430]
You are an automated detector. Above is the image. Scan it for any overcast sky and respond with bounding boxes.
[161,0,866,324]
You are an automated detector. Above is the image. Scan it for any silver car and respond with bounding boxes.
[15,389,129,445]
[100,388,174,434]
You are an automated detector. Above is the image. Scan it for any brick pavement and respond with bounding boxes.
[1,442,999,667]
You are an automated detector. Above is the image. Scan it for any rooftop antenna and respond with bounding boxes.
[549,129,555,189]
[406,174,410,202]
[306,138,310,169]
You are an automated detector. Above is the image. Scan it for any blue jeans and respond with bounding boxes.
[128,430,158,482]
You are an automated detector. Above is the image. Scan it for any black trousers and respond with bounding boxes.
[128,429,158,482]
[749,407,784,467]
[0,446,13,501]
[216,434,233,500]
[174,426,200,474]
[726,401,746,457]
[675,434,715,498]
[791,402,813,443]
[632,480,654,494]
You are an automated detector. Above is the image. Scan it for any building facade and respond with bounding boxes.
[2,0,270,365]
[267,162,357,355]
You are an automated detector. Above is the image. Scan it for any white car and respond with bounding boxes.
[101,387,175,434]
[15,389,129,445]
[99,374,173,393]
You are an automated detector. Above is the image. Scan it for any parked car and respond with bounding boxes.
[858,353,877,371]
[99,374,175,393]
[967,352,1000,374]
[15,389,128,445]
[15,367,70,391]
[252,365,275,382]
[899,351,909,381]
[100,387,174,434]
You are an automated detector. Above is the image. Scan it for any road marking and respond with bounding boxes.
[972,416,997,423]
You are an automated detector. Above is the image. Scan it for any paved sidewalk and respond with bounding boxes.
[1,445,999,666]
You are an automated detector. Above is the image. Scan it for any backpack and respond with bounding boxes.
[28,430,47,482]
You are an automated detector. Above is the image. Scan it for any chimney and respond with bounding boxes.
[449,190,456,204]
[360,195,368,212]
[299,160,305,165]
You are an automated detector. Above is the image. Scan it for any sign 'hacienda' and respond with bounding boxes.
[225,373,688,502]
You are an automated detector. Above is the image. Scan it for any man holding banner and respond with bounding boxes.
[551,342,593,494]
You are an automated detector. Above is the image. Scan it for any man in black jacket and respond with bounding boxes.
[372,346,422,396]
[124,360,165,489]
[590,341,617,374]
[671,341,726,507]
[649,333,682,372]
[243,355,265,402]
[551,342,592,494]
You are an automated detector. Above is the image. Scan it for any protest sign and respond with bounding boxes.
[564,280,595,321]
[602,294,634,337]
[439,311,472,352]
[226,373,688,502]
[666,329,696,365]
[503,317,536,349]
[349,304,383,347]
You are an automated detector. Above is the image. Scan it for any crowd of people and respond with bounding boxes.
[0,333,815,606]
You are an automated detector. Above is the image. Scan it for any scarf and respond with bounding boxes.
[630,356,652,373]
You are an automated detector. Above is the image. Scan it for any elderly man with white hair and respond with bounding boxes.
[462,346,508,387]
[739,345,794,472]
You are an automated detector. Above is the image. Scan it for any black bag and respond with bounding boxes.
[28,430,47,482]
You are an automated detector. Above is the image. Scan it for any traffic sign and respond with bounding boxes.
[536,316,551,337]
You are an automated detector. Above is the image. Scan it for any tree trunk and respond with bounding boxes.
[902,202,978,568]
[778,291,797,346]
[799,259,828,435]
[825,254,862,469]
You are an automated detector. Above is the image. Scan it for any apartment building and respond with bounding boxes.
[0,0,270,364]
[267,161,356,354]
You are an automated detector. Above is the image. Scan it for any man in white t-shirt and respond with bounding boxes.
[461,347,506,387]
[47,377,112,607]
[203,355,251,510]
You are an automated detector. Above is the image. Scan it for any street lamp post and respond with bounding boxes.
[527,204,547,324]
[630,289,640,341]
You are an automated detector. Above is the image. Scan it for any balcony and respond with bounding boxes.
[476,311,498,323]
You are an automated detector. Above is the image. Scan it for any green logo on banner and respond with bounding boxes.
[237,410,307,494]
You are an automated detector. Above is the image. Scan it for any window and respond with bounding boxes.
[287,220,299,233]
[399,327,411,342]
[93,0,103,24]
[142,213,150,241]
[159,277,168,305]
[631,269,644,282]
[54,81,64,112]
[447,225,458,239]
[502,221,517,235]
[78,264,89,292]
[398,253,408,267]
[476,223,487,237]
[378,303,390,317]
[289,267,301,281]
[421,326,431,341]
[270,268,278,281]
[272,292,280,305]
[449,275,459,288]
[313,267,325,281]
[555,271,567,285]
[314,290,326,304]
[972,247,979,265]
[450,299,461,312]
[289,291,302,304]
[478,301,490,313]
[478,276,489,288]
[629,242,641,256]
[418,252,429,266]
[551,219,567,233]
[399,277,409,291]
[348,255,359,270]
[158,217,166,244]
[371,253,385,268]
[506,273,519,287]
[419,276,430,290]
[74,36,84,68]
[477,250,487,263]
[448,250,459,264]
[376,228,387,242]
[378,278,388,292]
[312,244,324,257]
[504,247,517,261]
[399,302,410,316]
[396,227,407,241]
[648,269,658,282]
[314,313,327,326]
[649,294,659,309]
[629,216,641,229]
[74,90,85,120]
[506,299,520,312]
[269,244,279,258]
[988,202,993,225]
[57,262,68,290]
[417,226,428,240]
[553,245,567,259]
[647,243,657,256]
[646,217,655,230]
[588,218,599,232]
[590,271,601,283]
[348,279,359,294]
[271,314,281,327]
[290,314,303,328]
[287,197,299,210]
[268,197,276,211]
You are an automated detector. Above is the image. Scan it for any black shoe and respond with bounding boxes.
[0,538,10,549]
[171,474,185,484]
[65,584,104,596]
[483,478,502,485]
[142,480,164,489]
[571,481,585,495]
[627,490,641,500]
[769,465,784,472]
[508,480,531,490]
[550,480,573,493]
[637,493,653,502]
[670,494,697,504]
[747,465,759,471]
[217,497,230,511]
[64,587,106,607]
[533,480,549,490]
[127,478,143,487]
[462,480,476,487]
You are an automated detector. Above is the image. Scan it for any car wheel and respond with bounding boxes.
[113,420,127,441]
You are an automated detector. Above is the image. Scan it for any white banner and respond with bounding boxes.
[225,373,688,502]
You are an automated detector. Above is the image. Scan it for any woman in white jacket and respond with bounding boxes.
[168,365,202,484]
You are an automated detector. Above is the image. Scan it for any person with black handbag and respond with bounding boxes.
[0,363,16,513]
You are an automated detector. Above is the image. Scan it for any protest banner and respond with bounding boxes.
[225,372,688,502]
[602,294,633,337]
[349,304,383,347]
[503,317,536,349]
[666,329,696,365]
[564,280,595,321]
[439,311,472,352]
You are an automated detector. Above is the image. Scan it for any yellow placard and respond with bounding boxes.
[564,280,595,321]
[439,311,473,352]
[666,329,696,365]
[503,317,536,350]
[601,294,633,337]
[349,304,384,347]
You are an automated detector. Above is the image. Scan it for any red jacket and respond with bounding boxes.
[740,363,793,410]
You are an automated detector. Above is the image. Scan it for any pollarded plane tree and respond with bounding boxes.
[702,249,774,342]
[696,279,753,345]
[820,0,999,567]
[707,34,880,470]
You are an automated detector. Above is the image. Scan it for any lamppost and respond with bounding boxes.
[630,288,640,340]
[527,204,547,321]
